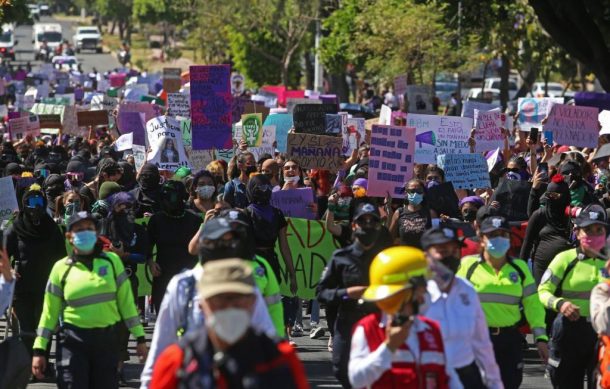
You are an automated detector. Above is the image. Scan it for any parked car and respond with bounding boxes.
[483,77,519,100]
[530,82,574,98]
[0,26,16,61]
[72,26,102,53]
[32,23,62,53]
[465,88,516,113]
[339,103,377,119]
[27,4,40,21]
[38,3,51,16]
[52,55,79,71]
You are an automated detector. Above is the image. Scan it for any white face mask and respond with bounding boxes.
[206,308,251,344]
[284,175,300,184]
[196,185,216,200]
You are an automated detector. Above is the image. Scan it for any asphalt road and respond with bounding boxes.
[12,16,120,73]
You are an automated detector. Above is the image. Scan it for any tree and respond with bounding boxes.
[0,0,30,25]
[529,0,610,91]
[94,0,134,41]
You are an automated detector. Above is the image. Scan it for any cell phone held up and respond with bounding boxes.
[529,127,540,144]
[538,162,549,182]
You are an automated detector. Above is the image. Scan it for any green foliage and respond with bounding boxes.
[1,0,31,25]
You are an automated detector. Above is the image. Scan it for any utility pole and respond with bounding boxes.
[314,19,323,92]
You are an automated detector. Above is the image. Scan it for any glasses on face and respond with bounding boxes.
[356,216,378,228]
[406,188,424,195]
[426,175,440,182]
[283,164,298,171]
[255,184,273,192]
[66,172,84,181]
[26,196,44,209]
[582,224,606,236]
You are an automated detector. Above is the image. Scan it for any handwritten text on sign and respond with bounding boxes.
[543,104,599,148]
[275,218,339,299]
[437,153,491,189]
[271,188,315,220]
[474,109,503,152]
[167,93,191,118]
[368,125,415,198]
[287,133,343,172]
[189,65,232,150]
[407,114,472,164]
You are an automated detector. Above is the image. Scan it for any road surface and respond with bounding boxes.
[12,16,120,73]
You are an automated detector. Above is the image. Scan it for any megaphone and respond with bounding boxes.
[416,131,436,147]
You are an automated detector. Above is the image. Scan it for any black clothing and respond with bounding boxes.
[397,206,431,248]
[130,186,161,217]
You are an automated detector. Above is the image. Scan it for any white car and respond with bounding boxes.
[531,82,573,98]
[27,4,40,21]
[483,77,519,100]
[52,55,79,71]
[73,26,102,53]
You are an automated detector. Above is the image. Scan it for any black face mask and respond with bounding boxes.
[139,174,160,191]
[354,226,380,246]
[162,199,184,216]
[462,209,477,222]
[440,256,460,274]
[252,188,272,205]
[263,172,274,181]
[25,207,43,225]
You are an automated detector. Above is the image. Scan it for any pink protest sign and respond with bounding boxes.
[474,109,504,152]
[189,65,232,150]
[543,104,599,148]
[368,125,416,198]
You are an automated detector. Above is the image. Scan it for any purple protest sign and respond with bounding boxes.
[543,104,599,148]
[270,188,315,219]
[574,92,610,111]
[118,111,146,145]
[189,65,233,150]
[368,125,416,198]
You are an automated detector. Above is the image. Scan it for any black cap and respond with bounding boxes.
[353,202,380,222]
[421,226,462,250]
[479,215,511,234]
[574,204,608,228]
[67,211,97,231]
[476,204,500,225]
[200,217,234,241]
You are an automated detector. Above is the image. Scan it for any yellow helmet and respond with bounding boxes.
[363,246,429,314]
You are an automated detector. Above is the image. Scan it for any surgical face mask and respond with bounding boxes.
[196,185,216,200]
[580,234,606,252]
[206,308,250,344]
[407,192,423,205]
[72,230,97,254]
[429,259,455,290]
[284,175,300,184]
[486,236,510,259]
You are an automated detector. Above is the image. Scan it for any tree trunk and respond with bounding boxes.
[110,19,116,35]
[304,51,314,91]
[499,53,510,110]
[515,63,539,98]
[118,21,125,41]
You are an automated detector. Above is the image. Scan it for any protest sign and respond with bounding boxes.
[243,101,270,122]
[293,104,338,134]
[286,133,343,172]
[231,96,248,124]
[0,176,18,223]
[41,96,71,106]
[517,97,563,131]
[230,72,245,95]
[77,110,109,127]
[115,132,133,152]
[391,111,407,126]
[407,114,472,163]
[162,67,182,93]
[379,104,392,125]
[343,117,365,156]
[325,113,346,135]
[118,101,164,123]
[426,182,461,219]
[275,218,340,299]
[146,116,189,171]
[252,90,279,108]
[271,188,315,220]
[406,85,434,114]
[167,93,190,118]
[241,113,263,147]
[287,98,321,113]
[437,153,491,189]
[368,125,415,198]
[474,109,503,152]
[249,125,276,161]
[574,92,610,111]
[124,84,149,102]
[543,104,599,148]
[117,111,146,145]
[216,149,234,164]
[394,74,408,98]
[186,147,215,172]
[600,110,610,135]
[132,145,147,171]
[37,114,62,129]
[91,94,118,111]
[461,100,500,119]
[8,116,29,141]
[264,113,293,152]
[189,65,232,150]
[486,148,501,172]
[181,119,192,147]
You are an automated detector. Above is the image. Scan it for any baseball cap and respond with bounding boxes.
[200,217,234,241]
[198,258,256,300]
[479,215,511,234]
[67,211,98,231]
[421,227,462,250]
[574,204,608,228]
[353,202,380,222]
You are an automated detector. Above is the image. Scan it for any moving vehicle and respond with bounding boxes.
[531,82,574,98]
[52,55,79,71]
[0,25,16,61]
[27,4,40,21]
[32,23,62,58]
[38,3,51,16]
[73,26,102,53]
[483,77,519,100]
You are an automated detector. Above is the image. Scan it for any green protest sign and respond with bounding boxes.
[241,113,263,147]
[275,218,340,299]
[181,119,192,147]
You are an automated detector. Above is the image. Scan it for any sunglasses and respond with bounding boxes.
[426,176,440,182]
[406,188,424,195]
[26,195,44,209]
[255,184,273,192]
[283,164,298,171]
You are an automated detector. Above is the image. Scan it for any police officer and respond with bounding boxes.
[421,226,503,389]
[317,202,392,388]
[457,215,548,389]
[538,204,608,389]
[31,211,147,388]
